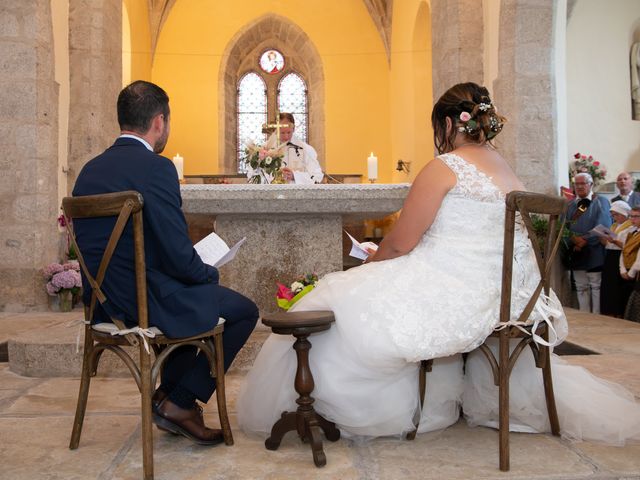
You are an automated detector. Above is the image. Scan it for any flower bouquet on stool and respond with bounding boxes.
[276,272,319,310]
[245,136,286,184]
[43,261,82,312]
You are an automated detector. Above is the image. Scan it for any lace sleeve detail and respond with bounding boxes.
[437,153,505,203]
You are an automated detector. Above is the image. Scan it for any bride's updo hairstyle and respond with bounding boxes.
[431,82,507,154]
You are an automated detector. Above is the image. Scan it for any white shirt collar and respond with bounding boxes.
[577,191,593,201]
[119,134,153,152]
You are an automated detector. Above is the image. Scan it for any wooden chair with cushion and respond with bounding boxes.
[411,190,568,471]
[63,191,232,480]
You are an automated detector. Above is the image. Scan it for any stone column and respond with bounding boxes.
[493,0,558,195]
[0,1,59,311]
[430,0,484,102]
[67,0,122,191]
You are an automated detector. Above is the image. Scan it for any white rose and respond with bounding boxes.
[290,281,304,293]
[265,156,272,165]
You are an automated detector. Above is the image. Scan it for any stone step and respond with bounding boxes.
[2,310,269,377]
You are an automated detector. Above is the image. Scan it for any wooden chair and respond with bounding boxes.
[411,190,568,471]
[63,191,233,480]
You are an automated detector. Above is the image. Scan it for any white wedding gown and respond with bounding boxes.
[237,153,640,443]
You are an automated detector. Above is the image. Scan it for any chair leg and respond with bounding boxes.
[213,332,234,446]
[498,333,510,472]
[69,327,94,450]
[407,359,431,440]
[541,347,560,436]
[140,343,154,480]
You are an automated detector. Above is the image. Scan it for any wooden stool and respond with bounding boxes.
[261,311,341,467]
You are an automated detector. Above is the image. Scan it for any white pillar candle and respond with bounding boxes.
[172,153,184,180]
[367,152,378,181]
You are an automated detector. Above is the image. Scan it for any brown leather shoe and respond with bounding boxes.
[153,399,224,446]
[151,389,178,435]
[151,388,167,413]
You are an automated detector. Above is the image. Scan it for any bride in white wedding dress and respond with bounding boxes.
[237,83,640,443]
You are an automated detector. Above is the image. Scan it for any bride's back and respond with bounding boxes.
[450,145,525,196]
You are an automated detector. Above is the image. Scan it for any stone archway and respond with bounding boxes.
[218,14,325,172]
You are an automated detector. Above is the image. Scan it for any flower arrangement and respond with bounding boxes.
[245,139,285,184]
[43,261,81,297]
[276,272,319,310]
[569,152,606,187]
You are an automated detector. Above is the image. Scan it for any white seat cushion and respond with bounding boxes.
[91,317,225,336]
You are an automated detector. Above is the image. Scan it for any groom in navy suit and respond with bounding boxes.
[72,80,259,445]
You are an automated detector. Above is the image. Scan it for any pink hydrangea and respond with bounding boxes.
[63,260,80,271]
[45,282,58,296]
[43,263,64,279]
[51,270,81,290]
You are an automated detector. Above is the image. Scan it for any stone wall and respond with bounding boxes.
[493,0,558,195]
[67,0,122,191]
[430,0,484,102]
[0,1,59,311]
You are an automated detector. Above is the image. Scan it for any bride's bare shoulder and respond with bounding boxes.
[448,146,525,192]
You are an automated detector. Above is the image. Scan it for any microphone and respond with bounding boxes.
[325,173,343,184]
[287,142,302,157]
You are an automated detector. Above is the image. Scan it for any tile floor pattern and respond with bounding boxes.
[1,309,640,479]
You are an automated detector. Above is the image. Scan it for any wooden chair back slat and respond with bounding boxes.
[62,191,147,339]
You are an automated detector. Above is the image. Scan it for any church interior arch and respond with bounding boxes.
[219,15,324,173]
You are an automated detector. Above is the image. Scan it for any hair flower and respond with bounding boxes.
[478,103,491,111]
[459,112,471,122]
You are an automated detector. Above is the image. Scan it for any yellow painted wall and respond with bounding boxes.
[389,0,433,183]
[122,0,152,84]
[150,1,393,181]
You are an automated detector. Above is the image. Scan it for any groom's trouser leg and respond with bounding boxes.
[165,286,259,403]
[573,270,591,312]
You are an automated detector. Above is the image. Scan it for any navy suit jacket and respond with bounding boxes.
[73,137,223,338]
[611,192,640,208]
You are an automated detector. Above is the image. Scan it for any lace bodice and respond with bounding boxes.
[438,153,505,203]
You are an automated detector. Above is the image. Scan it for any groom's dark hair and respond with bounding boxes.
[117,80,170,134]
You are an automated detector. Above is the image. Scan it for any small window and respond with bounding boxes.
[278,72,308,142]
[237,72,267,172]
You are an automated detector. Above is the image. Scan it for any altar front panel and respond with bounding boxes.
[180,184,409,317]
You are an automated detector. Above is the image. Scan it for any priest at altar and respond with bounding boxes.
[255,112,324,184]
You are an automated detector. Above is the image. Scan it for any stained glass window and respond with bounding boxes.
[278,73,308,142]
[259,49,285,74]
[237,72,267,172]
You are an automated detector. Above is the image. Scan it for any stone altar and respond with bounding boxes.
[180,183,409,316]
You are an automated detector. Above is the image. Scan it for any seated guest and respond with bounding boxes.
[612,172,640,207]
[271,112,324,184]
[600,200,633,317]
[622,206,640,322]
[72,80,259,445]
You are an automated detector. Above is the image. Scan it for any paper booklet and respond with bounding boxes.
[588,224,617,240]
[345,231,379,260]
[194,232,246,268]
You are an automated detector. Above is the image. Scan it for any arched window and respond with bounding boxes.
[237,72,267,172]
[278,72,308,142]
[236,49,309,172]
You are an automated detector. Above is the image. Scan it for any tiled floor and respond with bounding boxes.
[0,308,639,479]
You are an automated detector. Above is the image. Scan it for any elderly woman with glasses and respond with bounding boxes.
[600,201,633,317]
